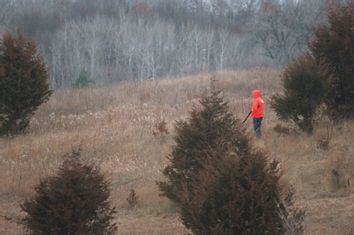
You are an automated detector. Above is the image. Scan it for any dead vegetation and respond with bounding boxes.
[152,120,169,137]
[126,189,139,209]
[273,123,291,136]
[316,122,334,151]
[0,68,354,234]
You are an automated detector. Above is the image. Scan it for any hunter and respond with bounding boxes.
[251,89,264,138]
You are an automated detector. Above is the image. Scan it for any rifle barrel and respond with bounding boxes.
[242,111,252,124]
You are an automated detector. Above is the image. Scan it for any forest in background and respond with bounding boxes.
[0,0,336,87]
[1,1,354,234]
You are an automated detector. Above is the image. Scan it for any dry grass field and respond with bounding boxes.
[1,68,354,235]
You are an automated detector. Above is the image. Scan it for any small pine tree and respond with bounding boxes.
[309,2,354,118]
[0,31,52,136]
[21,150,117,235]
[179,145,305,235]
[271,54,328,134]
[159,84,305,234]
[74,69,94,88]
[157,84,250,203]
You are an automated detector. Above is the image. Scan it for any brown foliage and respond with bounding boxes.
[273,124,291,136]
[152,119,169,137]
[317,123,334,151]
[326,152,352,193]
[126,189,139,209]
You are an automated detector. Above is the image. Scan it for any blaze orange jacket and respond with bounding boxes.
[251,89,264,118]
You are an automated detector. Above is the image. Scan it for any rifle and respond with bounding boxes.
[242,111,252,124]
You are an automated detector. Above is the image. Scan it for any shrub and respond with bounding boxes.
[126,189,139,209]
[74,69,94,88]
[158,85,250,203]
[325,152,352,193]
[309,2,354,118]
[316,122,334,151]
[152,119,169,137]
[0,31,52,136]
[178,142,305,235]
[21,150,117,235]
[273,123,291,136]
[271,54,328,134]
[159,83,304,234]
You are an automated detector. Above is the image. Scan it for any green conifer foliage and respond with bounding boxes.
[21,150,117,235]
[179,146,304,235]
[271,54,328,134]
[159,85,304,234]
[309,2,354,118]
[0,31,52,136]
[158,86,249,203]
[74,69,94,88]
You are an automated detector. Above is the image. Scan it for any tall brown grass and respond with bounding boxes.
[1,68,354,234]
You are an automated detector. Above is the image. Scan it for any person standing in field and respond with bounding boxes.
[251,89,264,138]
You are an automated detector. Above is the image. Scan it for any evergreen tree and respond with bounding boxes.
[309,2,354,118]
[271,54,328,134]
[74,69,94,88]
[159,84,304,234]
[21,150,117,235]
[158,85,250,203]
[179,144,304,235]
[0,31,52,136]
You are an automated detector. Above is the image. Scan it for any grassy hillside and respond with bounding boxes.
[1,69,354,234]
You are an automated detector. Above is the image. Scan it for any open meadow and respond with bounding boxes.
[1,68,354,234]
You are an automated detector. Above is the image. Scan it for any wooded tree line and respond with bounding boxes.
[0,0,343,88]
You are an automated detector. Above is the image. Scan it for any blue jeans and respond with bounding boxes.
[253,117,263,138]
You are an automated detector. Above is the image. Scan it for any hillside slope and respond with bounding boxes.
[1,69,354,234]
